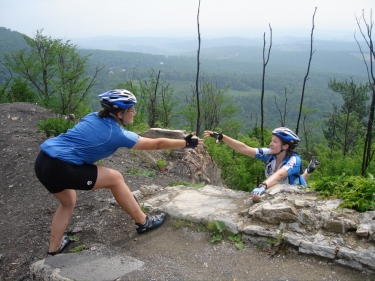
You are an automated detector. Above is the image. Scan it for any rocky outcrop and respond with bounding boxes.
[140,128,223,187]
[134,183,375,273]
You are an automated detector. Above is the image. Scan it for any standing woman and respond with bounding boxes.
[35,89,202,256]
[203,127,318,201]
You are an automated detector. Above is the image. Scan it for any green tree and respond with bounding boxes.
[300,105,321,159]
[6,77,36,102]
[326,78,369,156]
[3,29,102,115]
[138,70,178,128]
[0,61,12,103]
[116,71,178,130]
[183,78,239,133]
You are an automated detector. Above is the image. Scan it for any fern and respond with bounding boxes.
[313,173,375,212]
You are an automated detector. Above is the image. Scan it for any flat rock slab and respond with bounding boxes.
[31,251,144,281]
[150,185,252,233]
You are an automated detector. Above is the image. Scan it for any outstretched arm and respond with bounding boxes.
[132,133,203,150]
[203,130,256,158]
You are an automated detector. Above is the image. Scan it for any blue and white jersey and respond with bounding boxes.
[40,112,139,165]
[255,148,306,186]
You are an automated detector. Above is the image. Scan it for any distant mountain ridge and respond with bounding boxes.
[0,27,30,55]
[69,35,363,56]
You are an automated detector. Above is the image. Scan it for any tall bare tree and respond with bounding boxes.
[296,7,317,135]
[355,9,375,175]
[274,87,294,127]
[260,24,272,146]
[195,0,202,136]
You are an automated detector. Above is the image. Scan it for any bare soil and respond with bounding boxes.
[0,102,374,281]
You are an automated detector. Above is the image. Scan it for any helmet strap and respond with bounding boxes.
[110,109,128,127]
[274,143,288,156]
[274,149,284,156]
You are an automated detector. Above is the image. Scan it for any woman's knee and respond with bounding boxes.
[54,190,76,210]
[62,197,76,211]
[109,170,126,189]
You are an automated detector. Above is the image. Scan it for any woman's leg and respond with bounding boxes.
[92,166,146,224]
[49,189,76,253]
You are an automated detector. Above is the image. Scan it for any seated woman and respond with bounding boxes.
[203,127,318,201]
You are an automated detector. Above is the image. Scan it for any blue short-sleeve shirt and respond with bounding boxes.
[40,112,139,165]
[255,148,306,186]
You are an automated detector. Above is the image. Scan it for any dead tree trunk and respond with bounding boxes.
[274,87,293,126]
[195,0,202,136]
[260,24,272,146]
[296,7,317,135]
[355,9,375,176]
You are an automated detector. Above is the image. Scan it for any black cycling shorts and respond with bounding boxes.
[34,151,98,194]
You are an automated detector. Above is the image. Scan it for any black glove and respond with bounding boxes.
[210,132,223,142]
[184,134,198,148]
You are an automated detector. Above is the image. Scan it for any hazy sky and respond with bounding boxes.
[0,0,373,40]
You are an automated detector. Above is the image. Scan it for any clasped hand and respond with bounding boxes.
[184,132,204,148]
[203,130,223,143]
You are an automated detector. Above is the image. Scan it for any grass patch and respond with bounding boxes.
[163,149,176,157]
[140,203,150,213]
[70,244,86,253]
[95,159,104,166]
[68,235,79,242]
[170,181,205,188]
[173,217,196,229]
[264,230,289,257]
[172,218,243,250]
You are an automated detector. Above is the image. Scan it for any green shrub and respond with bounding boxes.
[156,157,167,169]
[163,149,176,157]
[312,173,375,212]
[207,220,244,250]
[207,220,226,243]
[37,117,75,137]
[205,134,264,191]
[70,244,86,253]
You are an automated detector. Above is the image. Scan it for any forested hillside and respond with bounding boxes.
[77,40,368,130]
[2,26,375,193]
[0,26,369,131]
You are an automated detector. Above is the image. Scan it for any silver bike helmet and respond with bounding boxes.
[99,89,137,111]
[272,127,300,149]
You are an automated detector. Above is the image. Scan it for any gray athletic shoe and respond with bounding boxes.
[306,157,319,174]
[46,235,70,257]
[135,213,166,234]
